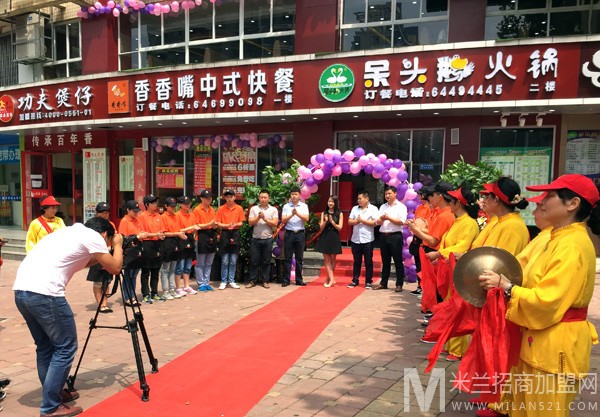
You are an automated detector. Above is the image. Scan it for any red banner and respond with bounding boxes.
[194,145,212,195]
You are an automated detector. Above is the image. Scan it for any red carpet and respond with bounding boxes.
[81,276,363,417]
[317,247,382,280]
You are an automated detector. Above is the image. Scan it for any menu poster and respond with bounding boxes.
[156,166,185,189]
[119,155,134,191]
[566,131,600,184]
[83,148,107,222]
[221,146,257,198]
[480,147,552,225]
[194,145,213,195]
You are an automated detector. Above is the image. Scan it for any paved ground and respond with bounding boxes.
[0,256,599,417]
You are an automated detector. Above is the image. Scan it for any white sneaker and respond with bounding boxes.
[163,291,175,300]
[170,289,182,299]
[219,282,227,290]
[184,286,198,295]
[229,282,240,289]
[175,288,187,297]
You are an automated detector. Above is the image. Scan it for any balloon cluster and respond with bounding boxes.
[297,147,423,283]
[151,133,288,152]
[77,0,216,19]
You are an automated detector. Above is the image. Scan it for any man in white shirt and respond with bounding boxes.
[347,191,379,288]
[246,189,279,288]
[281,186,309,287]
[374,186,408,292]
[13,218,123,417]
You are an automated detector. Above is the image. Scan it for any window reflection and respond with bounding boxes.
[140,13,162,47]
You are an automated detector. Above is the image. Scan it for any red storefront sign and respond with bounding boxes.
[156,166,185,189]
[0,95,15,123]
[221,147,256,198]
[1,41,599,129]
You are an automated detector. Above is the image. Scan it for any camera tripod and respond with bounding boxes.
[67,271,158,401]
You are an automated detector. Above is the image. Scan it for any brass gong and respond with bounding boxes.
[453,247,523,307]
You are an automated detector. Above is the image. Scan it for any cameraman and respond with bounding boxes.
[13,217,123,417]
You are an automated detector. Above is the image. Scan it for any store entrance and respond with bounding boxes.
[21,151,83,229]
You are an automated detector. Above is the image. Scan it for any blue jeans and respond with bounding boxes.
[220,252,238,283]
[175,257,193,275]
[14,291,78,414]
[122,267,139,301]
[195,252,215,286]
[160,260,177,292]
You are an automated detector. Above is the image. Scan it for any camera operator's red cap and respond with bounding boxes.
[526,192,547,204]
[40,195,60,206]
[526,174,599,207]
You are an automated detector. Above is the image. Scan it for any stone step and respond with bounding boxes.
[0,238,26,262]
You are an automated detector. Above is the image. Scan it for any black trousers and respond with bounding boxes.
[379,232,405,288]
[140,267,160,297]
[351,241,374,284]
[283,230,304,284]
[250,237,273,283]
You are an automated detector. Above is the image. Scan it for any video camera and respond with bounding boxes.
[122,234,140,250]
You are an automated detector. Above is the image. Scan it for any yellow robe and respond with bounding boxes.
[25,216,66,253]
[506,223,598,417]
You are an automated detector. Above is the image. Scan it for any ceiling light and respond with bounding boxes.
[353,115,358,118]
[312,117,318,120]
[433,112,439,115]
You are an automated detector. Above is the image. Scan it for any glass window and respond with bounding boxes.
[215,1,240,38]
[273,0,295,31]
[204,41,239,64]
[244,0,271,34]
[256,134,294,185]
[487,0,517,11]
[164,11,186,45]
[550,10,590,34]
[68,23,80,58]
[55,24,67,61]
[340,0,448,51]
[68,61,82,77]
[518,0,547,9]
[145,47,186,67]
[244,35,294,59]
[189,8,213,41]
[140,13,162,47]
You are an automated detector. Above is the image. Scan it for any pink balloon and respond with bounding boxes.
[155,145,163,153]
[309,184,319,193]
[195,0,202,4]
[333,149,341,158]
[76,10,83,17]
[88,6,96,13]
[323,148,334,160]
[279,141,286,149]
[405,189,418,200]
[378,154,387,163]
[300,186,311,198]
[332,165,342,176]
[138,1,146,7]
[313,169,324,180]
[350,162,360,174]
[388,167,399,178]
[94,2,102,9]
[161,4,170,13]
[122,5,129,13]
[107,0,116,7]
[211,142,219,149]
[112,8,120,16]
[343,150,354,162]
[358,155,369,166]
[204,139,211,146]
[310,155,318,166]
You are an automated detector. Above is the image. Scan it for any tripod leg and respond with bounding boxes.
[127,319,150,401]
[134,312,159,373]
[67,285,107,391]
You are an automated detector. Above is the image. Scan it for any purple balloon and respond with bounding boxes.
[381,172,391,183]
[413,182,423,191]
[393,159,403,168]
[397,190,406,201]
[305,177,315,187]
[341,163,351,174]
[332,155,342,164]
[407,212,415,220]
[398,170,409,182]
[402,248,411,258]
[384,160,392,170]
[324,160,334,170]
[398,183,409,193]
[354,147,365,157]
[405,200,417,211]
[374,163,385,174]
[402,227,412,240]
[272,247,282,257]
[364,165,374,175]
[307,164,314,170]
[315,153,325,163]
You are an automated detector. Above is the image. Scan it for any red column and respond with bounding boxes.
[295,0,339,54]
[81,15,119,74]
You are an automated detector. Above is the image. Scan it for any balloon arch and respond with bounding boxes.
[296,147,423,283]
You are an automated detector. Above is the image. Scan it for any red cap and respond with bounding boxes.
[40,195,60,206]
[447,188,468,206]
[526,192,547,204]
[526,174,599,207]
[480,182,511,205]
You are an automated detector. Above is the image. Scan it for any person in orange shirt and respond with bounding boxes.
[408,186,434,295]
[193,190,218,292]
[408,181,456,311]
[159,197,188,300]
[176,196,198,295]
[118,200,149,306]
[215,189,245,290]
[138,194,166,304]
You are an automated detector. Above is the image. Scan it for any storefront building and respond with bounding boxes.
[0,1,599,230]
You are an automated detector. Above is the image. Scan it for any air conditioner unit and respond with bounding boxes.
[13,13,49,64]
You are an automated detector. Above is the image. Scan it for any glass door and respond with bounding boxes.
[21,152,52,229]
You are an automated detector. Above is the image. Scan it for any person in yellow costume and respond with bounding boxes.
[25,195,66,253]
[424,187,480,361]
[479,174,600,417]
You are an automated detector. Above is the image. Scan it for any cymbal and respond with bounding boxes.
[453,247,523,307]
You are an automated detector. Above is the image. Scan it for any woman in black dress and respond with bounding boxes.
[315,196,343,287]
